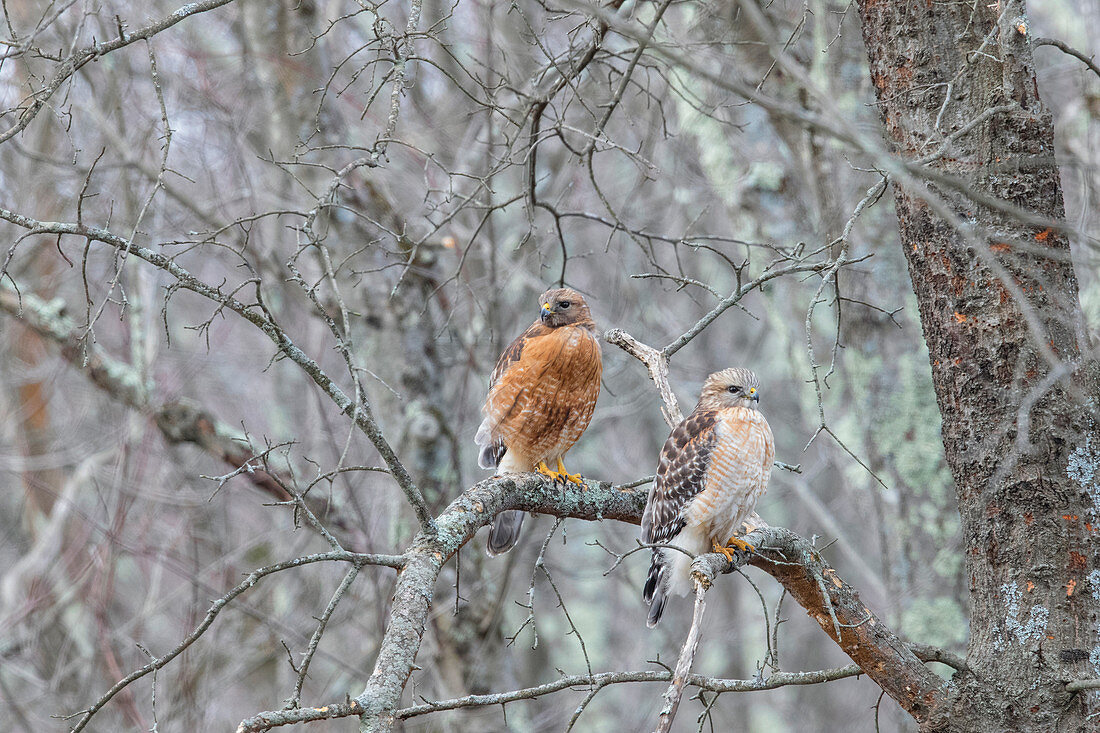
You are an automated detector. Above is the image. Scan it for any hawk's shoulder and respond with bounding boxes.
[488,321,549,388]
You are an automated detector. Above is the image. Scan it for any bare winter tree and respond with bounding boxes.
[1,1,1098,731]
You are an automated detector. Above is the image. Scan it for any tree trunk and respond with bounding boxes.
[857,1,1100,730]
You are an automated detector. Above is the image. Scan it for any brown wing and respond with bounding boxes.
[641,409,720,544]
[488,321,546,389]
[476,321,546,467]
[477,322,601,468]
[488,326,600,451]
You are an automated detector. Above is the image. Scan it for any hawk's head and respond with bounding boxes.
[699,367,761,411]
[538,288,594,328]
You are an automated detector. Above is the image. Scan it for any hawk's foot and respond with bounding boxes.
[724,536,755,554]
[555,457,586,489]
[712,537,754,563]
[536,461,565,483]
[711,539,738,563]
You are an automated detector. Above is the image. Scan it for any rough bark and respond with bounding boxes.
[857,1,1100,729]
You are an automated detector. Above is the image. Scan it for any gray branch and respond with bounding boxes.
[0,281,370,549]
[0,208,436,533]
[231,468,961,731]
[0,0,241,145]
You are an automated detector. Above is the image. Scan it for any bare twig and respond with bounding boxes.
[68,551,403,733]
[655,560,711,733]
[0,0,241,145]
[0,208,436,534]
[1034,37,1100,81]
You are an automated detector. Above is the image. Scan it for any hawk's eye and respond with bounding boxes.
[558,301,571,310]
[727,385,740,394]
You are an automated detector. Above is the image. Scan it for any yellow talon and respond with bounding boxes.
[712,536,755,563]
[725,536,755,553]
[556,457,586,488]
[536,461,564,483]
[711,540,737,563]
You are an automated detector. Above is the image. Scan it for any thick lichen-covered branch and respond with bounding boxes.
[328,471,950,731]
[352,473,645,732]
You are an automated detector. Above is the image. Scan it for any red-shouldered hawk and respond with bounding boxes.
[476,287,602,556]
[641,367,774,627]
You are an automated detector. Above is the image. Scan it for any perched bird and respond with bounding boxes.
[641,368,774,627]
[476,287,602,556]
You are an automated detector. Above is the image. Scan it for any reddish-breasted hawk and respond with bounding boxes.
[475,287,602,556]
[641,367,774,627]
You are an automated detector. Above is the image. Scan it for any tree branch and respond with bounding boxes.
[242,641,965,732]
[0,208,436,534]
[655,572,708,733]
[352,472,645,732]
[0,282,370,549]
[0,0,241,145]
[1034,37,1100,81]
[322,465,951,730]
[227,469,957,731]
[606,328,952,725]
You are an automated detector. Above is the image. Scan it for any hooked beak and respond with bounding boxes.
[749,387,759,402]
[541,302,553,321]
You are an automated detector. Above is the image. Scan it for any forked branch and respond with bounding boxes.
[607,329,953,729]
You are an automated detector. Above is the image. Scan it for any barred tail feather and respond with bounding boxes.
[474,418,506,469]
[479,441,506,469]
[644,550,668,628]
[486,510,525,556]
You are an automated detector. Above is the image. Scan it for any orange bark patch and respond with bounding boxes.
[990,242,1011,252]
[1026,580,1035,592]
[1064,514,1079,521]
[1035,227,1052,241]
[954,312,967,324]
[1067,578,1077,596]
